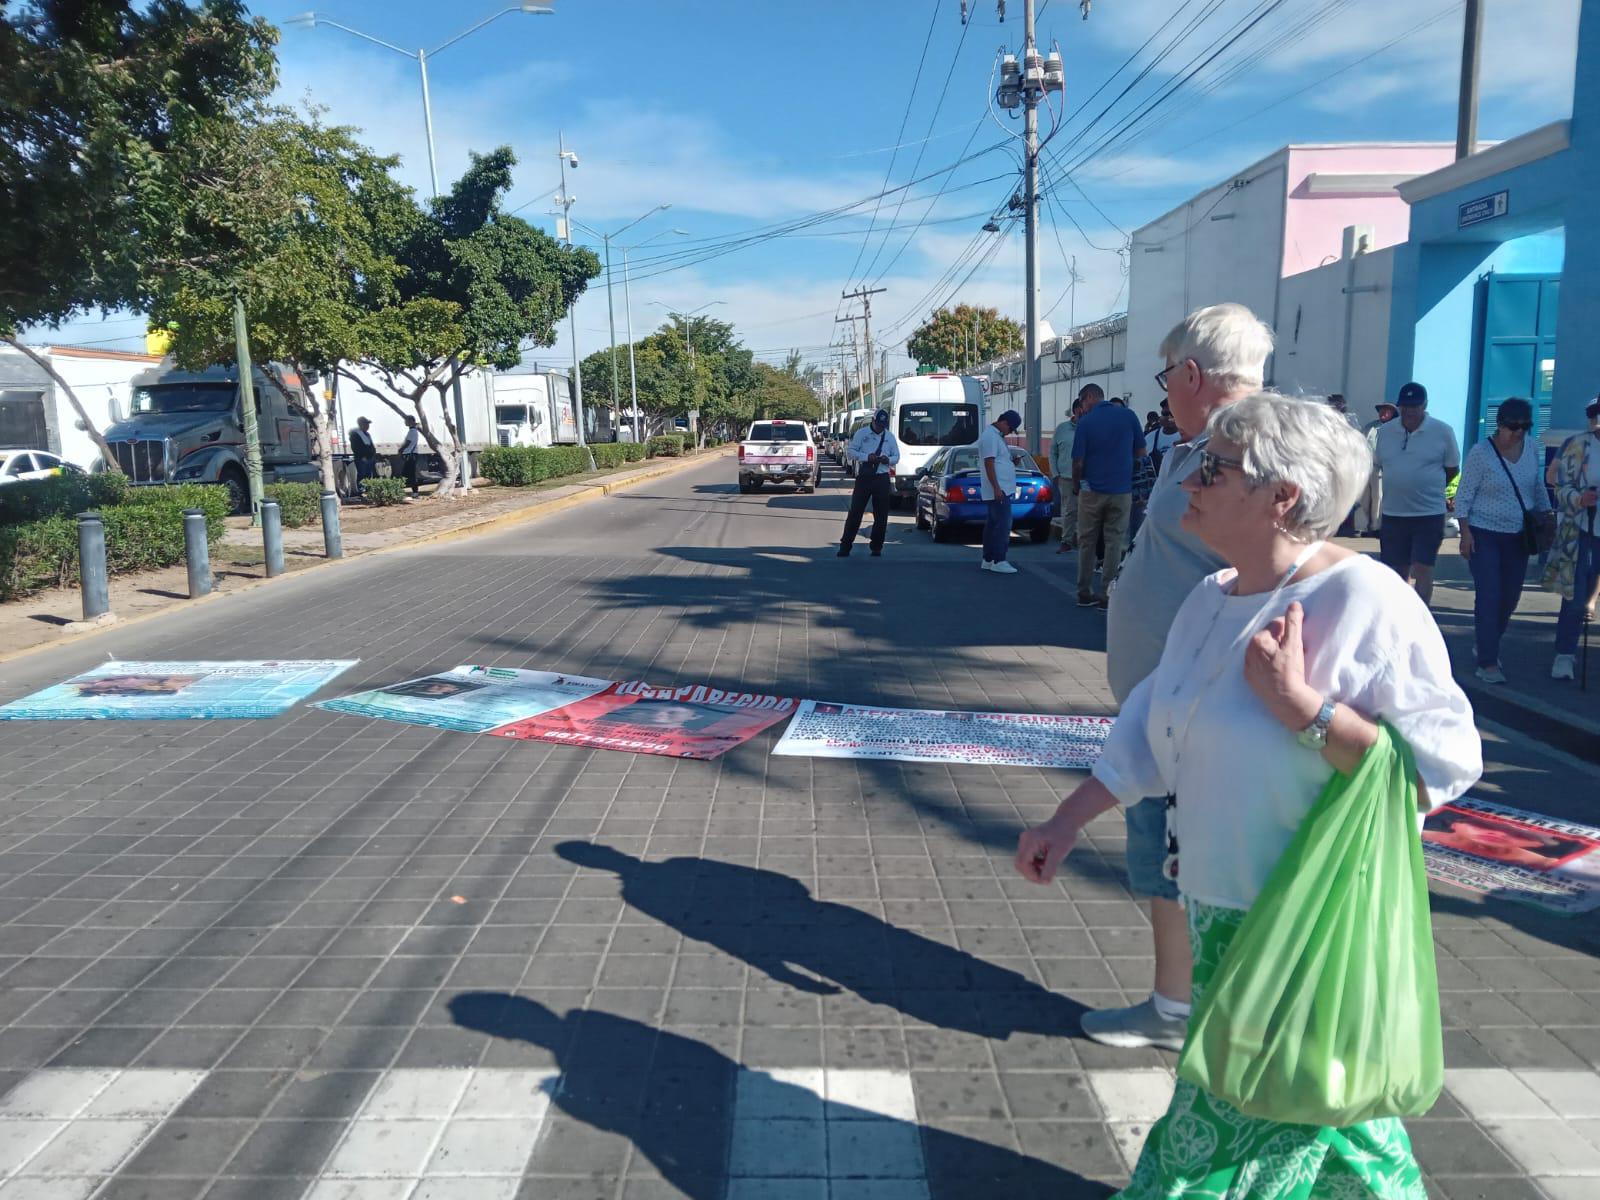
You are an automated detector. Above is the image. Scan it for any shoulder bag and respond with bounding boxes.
[1488,439,1557,555]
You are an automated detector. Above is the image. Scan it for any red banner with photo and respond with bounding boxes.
[488,680,796,760]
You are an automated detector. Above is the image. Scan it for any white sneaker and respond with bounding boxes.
[980,560,993,572]
[1552,654,1577,681]
[1474,665,1506,685]
[987,560,1019,575]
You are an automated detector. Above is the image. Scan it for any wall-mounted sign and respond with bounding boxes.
[1458,190,1509,229]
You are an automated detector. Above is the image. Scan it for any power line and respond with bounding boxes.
[845,0,944,289]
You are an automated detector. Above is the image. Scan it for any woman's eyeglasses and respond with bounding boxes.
[1198,450,1244,487]
[1500,421,1533,432]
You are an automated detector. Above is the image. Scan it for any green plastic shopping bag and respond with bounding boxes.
[1175,722,1444,1127]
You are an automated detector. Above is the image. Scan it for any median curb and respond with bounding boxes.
[0,448,731,669]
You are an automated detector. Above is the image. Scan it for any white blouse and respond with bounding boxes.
[1092,554,1482,910]
[1455,439,1550,535]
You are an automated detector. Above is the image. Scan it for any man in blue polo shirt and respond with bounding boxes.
[1070,384,1147,607]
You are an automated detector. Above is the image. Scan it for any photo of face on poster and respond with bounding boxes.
[1423,807,1598,872]
[594,699,740,734]
[381,677,490,701]
[71,674,201,698]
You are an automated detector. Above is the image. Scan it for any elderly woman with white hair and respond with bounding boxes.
[1018,393,1481,1196]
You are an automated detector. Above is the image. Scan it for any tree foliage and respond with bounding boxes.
[906,304,1022,372]
[0,0,279,461]
[749,363,820,422]
[337,147,600,495]
[147,105,421,491]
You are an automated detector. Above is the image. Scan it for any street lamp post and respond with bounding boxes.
[574,207,675,445]
[285,5,555,199]
[651,301,723,443]
[620,228,689,441]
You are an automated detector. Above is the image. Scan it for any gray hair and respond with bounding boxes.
[1159,302,1275,393]
[1206,392,1371,540]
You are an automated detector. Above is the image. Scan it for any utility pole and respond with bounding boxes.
[836,313,867,408]
[556,133,593,467]
[842,286,886,408]
[994,1,1064,454]
[1455,0,1484,160]
[1022,0,1043,455]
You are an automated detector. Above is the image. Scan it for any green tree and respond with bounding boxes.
[0,0,278,464]
[147,106,419,493]
[749,362,821,422]
[907,304,1022,372]
[337,147,600,496]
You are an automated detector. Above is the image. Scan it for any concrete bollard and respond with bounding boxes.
[321,490,343,560]
[183,508,212,598]
[261,499,285,578]
[76,511,110,620]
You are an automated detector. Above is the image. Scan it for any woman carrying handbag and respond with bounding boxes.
[1017,395,1482,1197]
[1455,398,1554,683]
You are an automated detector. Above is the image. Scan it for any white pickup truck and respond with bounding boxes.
[737,419,818,494]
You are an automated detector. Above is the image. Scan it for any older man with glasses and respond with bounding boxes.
[1071,302,1275,1053]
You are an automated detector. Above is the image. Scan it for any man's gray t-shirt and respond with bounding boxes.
[1105,439,1227,704]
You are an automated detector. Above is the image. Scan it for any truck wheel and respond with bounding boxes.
[738,479,753,494]
[219,467,249,515]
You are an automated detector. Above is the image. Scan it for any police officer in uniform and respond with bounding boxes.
[837,408,900,557]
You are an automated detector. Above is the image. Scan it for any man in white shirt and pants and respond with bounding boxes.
[399,415,423,497]
[980,410,1022,573]
[1373,381,1460,605]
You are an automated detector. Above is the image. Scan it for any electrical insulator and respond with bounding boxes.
[1024,49,1045,89]
[1044,50,1065,94]
[998,53,1021,109]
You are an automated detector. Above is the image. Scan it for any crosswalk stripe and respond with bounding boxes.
[0,1068,203,1187]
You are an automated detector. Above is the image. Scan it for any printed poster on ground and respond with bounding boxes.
[490,680,795,760]
[0,660,357,720]
[772,700,1113,769]
[1422,796,1600,915]
[317,666,611,733]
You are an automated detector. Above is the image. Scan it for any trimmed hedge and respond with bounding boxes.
[0,483,230,601]
[361,477,407,506]
[0,471,129,527]
[646,434,686,458]
[479,444,592,486]
[264,481,323,528]
[591,442,646,469]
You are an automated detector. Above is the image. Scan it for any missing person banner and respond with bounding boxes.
[0,660,357,721]
[490,680,796,760]
[317,666,611,734]
[1422,797,1600,915]
[771,700,1113,769]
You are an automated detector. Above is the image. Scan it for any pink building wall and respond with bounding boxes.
[1279,145,1460,277]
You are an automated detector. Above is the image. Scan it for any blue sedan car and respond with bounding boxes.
[913,443,1055,543]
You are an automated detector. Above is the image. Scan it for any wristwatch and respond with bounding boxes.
[1297,696,1337,750]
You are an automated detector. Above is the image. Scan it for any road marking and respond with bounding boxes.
[0,1069,203,1188]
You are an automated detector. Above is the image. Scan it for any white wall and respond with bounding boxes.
[1125,152,1289,389]
[979,321,1129,447]
[1273,247,1395,425]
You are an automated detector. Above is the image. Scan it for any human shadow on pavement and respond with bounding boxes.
[556,841,1092,1039]
[450,992,1115,1199]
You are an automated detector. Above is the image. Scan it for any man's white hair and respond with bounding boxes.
[1207,392,1371,540]
[1159,302,1275,393]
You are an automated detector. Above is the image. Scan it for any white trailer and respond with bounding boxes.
[331,363,497,458]
[489,371,577,448]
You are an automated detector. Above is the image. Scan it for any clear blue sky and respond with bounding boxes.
[41,0,1581,380]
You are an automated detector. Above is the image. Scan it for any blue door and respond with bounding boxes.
[1470,273,1558,446]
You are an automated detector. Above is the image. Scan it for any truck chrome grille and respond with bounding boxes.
[111,440,166,482]
[498,430,511,447]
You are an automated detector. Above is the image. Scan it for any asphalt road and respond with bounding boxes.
[0,453,1597,1200]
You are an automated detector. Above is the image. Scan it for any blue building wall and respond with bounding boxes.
[1387,0,1600,437]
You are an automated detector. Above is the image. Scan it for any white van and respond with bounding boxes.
[879,373,985,504]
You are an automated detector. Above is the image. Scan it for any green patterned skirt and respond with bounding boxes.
[1116,901,1428,1200]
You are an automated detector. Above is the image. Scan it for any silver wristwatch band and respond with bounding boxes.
[1297,697,1337,749]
